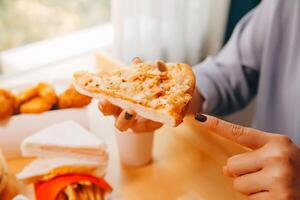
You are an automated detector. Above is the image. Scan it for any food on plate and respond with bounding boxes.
[58,85,91,109]
[0,149,8,194]
[17,86,39,105]
[20,97,52,114]
[17,121,111,200]
[18,82,57,114]
[37,83,58,105]
[0,82,92,122]
[73,60,195,126]
[0,89,16,120]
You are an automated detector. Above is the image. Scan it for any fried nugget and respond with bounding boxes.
[0,89,15,120]
[17,86,39,105]
[58,85,91,109]
[37,82,57,105]
[20,97,52,114]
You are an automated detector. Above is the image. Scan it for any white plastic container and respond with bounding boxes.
[115,129,154,167]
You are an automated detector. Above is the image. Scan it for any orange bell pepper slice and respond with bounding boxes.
[35,174,112,200]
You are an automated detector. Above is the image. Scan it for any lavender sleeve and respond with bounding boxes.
[193,1,270,115]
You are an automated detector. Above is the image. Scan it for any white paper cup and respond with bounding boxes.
[115,129,154,167]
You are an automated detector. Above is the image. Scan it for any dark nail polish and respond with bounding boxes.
[124,112,133,120]
[195,113,207,122]
[132,57,140,61]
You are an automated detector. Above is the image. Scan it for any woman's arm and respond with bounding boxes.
[193,0,275,115]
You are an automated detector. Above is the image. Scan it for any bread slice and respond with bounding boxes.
[21,121,108,164]
[73,61,195,126]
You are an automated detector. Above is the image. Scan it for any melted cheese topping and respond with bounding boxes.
[76,62,194,116]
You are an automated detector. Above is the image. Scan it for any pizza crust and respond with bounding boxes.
[73,61,195,127]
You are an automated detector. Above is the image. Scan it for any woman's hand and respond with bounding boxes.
[195,114,300,200]
[97,57,205,133]
[98,99,162,133]
[98,57,162,133]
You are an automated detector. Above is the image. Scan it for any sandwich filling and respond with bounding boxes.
[25,144,108,159]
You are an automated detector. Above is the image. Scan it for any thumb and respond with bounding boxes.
[195,113,270,149]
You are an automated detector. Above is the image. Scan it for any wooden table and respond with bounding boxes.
[2,52,248,199]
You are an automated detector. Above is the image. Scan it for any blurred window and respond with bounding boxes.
[0,0,110,51]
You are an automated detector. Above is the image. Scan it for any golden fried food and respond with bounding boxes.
[56,182,104,200]
[0,89,15,120]
[37,82,58,105]
[20,97,52,114]
[56,192,67,200]
[58,86,91,109]
[93,185,103,200]
[17,86,39,105]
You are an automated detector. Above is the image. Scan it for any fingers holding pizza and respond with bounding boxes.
[98,99,121,117]
[74,57,195,133]
[98,100,163,133]
[97,58,163,133]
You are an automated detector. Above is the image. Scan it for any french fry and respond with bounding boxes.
[64,185,77,200]
[93,185,103,200]
[86,185,96,200]
[77,185,89,200]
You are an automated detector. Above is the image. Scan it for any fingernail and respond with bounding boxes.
[132,57,139,61]
[124,112,133,120]
[156,60,167,72]
[132,57,142,63]
[195,113,207,122]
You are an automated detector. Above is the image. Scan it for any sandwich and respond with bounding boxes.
[20,121,108,163]
[73,60,195,127]
[17,121,112,200]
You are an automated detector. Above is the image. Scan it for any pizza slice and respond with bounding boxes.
[73,60,195,127]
